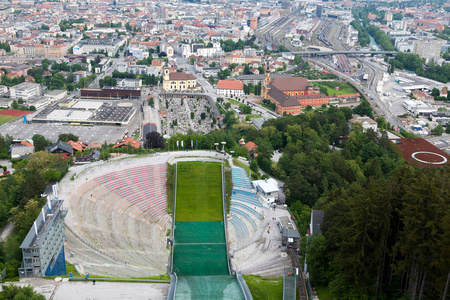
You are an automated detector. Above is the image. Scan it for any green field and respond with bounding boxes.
[0,115,17,125]
[175,161,223,222]
[243,275,283,300]
[314,81,357,96]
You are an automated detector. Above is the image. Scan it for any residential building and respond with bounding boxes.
[117,78,142,88]
[414,38,446,61]
[216,80,244,97]
[113,137,141,149]
[349,115,378,132]
[9,82,41,100]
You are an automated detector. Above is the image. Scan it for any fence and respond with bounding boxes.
[167,273,178,300]
[169,163,177,274]
[222,165,234,276]
[236,272,253,300]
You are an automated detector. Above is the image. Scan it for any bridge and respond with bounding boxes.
[291,51,397,57]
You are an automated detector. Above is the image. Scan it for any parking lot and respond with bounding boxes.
[1,121,125,143]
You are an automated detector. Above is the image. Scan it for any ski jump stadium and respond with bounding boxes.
[59,151,305,299]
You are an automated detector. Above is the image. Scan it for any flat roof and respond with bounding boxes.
[392,138,449,168]
[47,110,93,121]
[71,101,103,110]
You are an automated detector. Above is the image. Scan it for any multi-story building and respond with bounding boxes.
[262,73,329,115]
[117,78,142,88]
[216,80,244,97]
[162,68,199,92]
[18,198,67,277]
[414,38,446,61]
[10,82,41,100]
[73,37,125,57]
[10,44,67,58]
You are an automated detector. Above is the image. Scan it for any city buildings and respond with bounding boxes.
[216,80,244,97]
[9,82,41,100]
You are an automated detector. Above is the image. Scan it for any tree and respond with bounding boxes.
[432,123,444,135]
[431,87,440,97]
[32,134,51,152]
[11,100,18,109]
[0,284,45,300]
[145,132,165,149]
[148,97,154,107]
[241,105,252,114]
[306,234,330,286]
[58,133,79,142]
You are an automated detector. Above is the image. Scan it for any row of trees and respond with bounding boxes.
[367,25,395,51]
[389,52,450,84]
[243,82,262,95]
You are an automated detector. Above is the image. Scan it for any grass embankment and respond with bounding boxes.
[175,162,223,222]
[166,164,175,214]
[243,275,283,300]
[0,115,17,125]
[315,286,334,300]
[226,98,242,106]
[233,158,250,174]
[224,168,232,213]
[45,262,170,281]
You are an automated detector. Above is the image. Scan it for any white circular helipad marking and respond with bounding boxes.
[411,151,448,165]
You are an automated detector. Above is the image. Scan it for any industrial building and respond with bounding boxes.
[19,197,67,277]
[73,37,125,57]
[80,86,141,99]
[29,100,136,126]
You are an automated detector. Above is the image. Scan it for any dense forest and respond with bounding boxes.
[163,99,449,299]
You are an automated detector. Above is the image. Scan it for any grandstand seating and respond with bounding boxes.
[230,168,265,244]
[231,168,253,189]
[230,207,257,231]
[230,217,250,241]
[72,164,169,229]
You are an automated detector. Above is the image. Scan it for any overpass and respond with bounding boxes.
[291,51,397,57]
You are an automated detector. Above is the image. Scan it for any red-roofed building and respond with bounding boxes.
[440,87,448,98]
[244,141,258,158]
[216,80,244,97]
[113,137,141,149]
[67,140,89,153]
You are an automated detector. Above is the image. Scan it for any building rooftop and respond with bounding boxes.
[217,79,243,90]
[392,138,449,168]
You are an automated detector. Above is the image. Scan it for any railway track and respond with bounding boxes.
[288,248,308,300]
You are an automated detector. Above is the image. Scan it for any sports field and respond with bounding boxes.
[0,115,17,125]
[175,161,223,222]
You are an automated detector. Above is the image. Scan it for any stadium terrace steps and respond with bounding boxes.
[231,168,253,189]
[230,217,250,242]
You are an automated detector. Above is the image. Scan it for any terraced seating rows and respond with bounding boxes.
[231,168,253,189]
[231,201,263,220]
[230,217,250,241]
[230,207,258,231]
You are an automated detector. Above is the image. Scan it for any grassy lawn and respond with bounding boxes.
[166,164,175,214]
[243,275,283,300]
[315,286,334,300]
[233,158,250,174]
[314,81,357,96]
[225,168,232,213]
[246,114,263,119]
[227,98,242,106]
[175,161,223,222]
[0,115,17,125]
